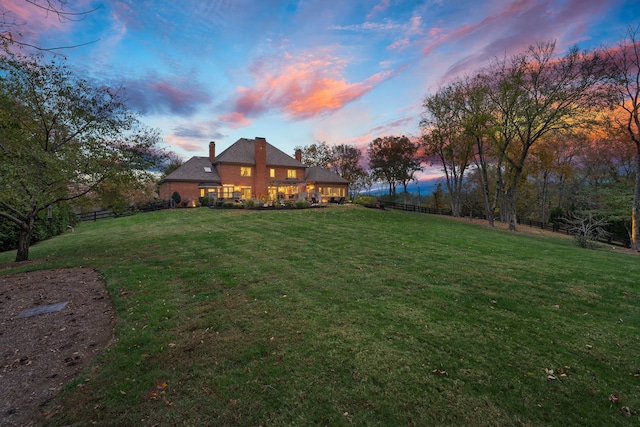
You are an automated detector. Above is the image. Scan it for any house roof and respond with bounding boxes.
[160,139,350,188]
[160,156,221,183]
[305,166,350,184]
[214,138,304,168]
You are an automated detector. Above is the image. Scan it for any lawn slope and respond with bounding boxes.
[1,206,639,426]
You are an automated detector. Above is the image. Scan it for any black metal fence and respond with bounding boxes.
[385,202,631,248]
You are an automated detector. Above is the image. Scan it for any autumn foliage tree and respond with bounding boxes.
[329,144,369,197]
[0,53,164,261]
[368,135,422,196]
[421,82,475,217]
[604,25,640,250]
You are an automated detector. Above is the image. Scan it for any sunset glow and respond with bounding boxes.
[5,0,639,160]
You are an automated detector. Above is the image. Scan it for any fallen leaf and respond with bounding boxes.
[609,394,620,404]
[432,369,448,376]
[149,392,159,400]
[119,390,126,395]
[621,406,631,417]
[168,343,177,348]
[156,382,168,390]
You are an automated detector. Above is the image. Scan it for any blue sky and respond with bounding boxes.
[5,0,640,176]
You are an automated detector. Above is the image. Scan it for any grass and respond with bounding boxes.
[1,206,639,426]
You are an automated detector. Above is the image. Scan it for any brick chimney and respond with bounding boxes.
[295,149,302,163]
[254,137,268,197]
[209,141,216,162]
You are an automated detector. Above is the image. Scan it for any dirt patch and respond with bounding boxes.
[0,267,115,426]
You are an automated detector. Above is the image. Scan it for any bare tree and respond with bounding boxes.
[481,41,608,231]
[1,0,99,51]
[603,25,640,250]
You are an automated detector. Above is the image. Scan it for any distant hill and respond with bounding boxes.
[364,177,444,198]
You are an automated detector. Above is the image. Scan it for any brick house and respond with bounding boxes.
[158,137,349,205]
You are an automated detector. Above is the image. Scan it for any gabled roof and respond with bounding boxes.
[305,166,350,184]
[214,138,304,168]
[159,156,221,183]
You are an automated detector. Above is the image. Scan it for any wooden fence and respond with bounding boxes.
[76,201,169,222]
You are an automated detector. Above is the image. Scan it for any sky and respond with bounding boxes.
[3,0,640,178]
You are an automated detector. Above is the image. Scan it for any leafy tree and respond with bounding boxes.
[0,53,163,261]
[368,135,422,197]
[294,141,333,167]
[421,82,475,216]
[330,144,369,197]
[603,25,640,250]
[160,151,183,177]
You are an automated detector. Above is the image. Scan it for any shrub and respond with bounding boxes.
[353,195,379,207]
[171,191,181,206]
[244,199,256,209]
[563,211,609,249]
[295,200,311,209]
[199,197,216,207]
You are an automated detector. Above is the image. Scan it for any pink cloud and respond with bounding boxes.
[218,112,252,129]
[117,75,211,116]
[367,0,390,19]
[421,0,612,63]
[387,16,423,51]
[0,0,71,48]
[164,135,204,153]
[227,52,395,121]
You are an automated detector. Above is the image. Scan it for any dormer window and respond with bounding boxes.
[287,169,297,179]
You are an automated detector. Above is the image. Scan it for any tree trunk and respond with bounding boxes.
[15,225,33,262]
[632,148,640,251]
[479,165,494,228]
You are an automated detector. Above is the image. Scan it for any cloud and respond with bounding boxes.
[0,0,79,49]
[420,0,613,75]
[328,20,403,32]
[226,51,395,121]
[164,136,204,153]
[164,121,226,153]
[367,0,390,19]
[218,112,253,129]
[117,74,211,116]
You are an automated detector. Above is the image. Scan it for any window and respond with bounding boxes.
[204,167,212,173]
[241,186,252,199]
[222,185,234,198]
[319,186,345,197]
[287,169,297,179]
[241,167,252,177]
[270,168,275,178]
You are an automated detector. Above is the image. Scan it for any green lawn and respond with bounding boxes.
[1,206,639,426]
